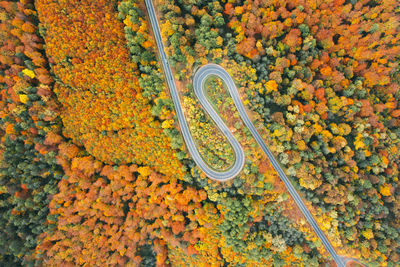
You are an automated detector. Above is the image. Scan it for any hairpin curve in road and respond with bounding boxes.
[144,0,362,266]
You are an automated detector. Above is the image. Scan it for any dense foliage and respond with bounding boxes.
[183,88,235,171]
[224,0,400,264]
[36,0,186,181]
[154,0,399,265]
[0,0,398,266]
[32,0,325,266]
[0,1,62,264]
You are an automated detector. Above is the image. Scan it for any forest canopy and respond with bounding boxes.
[0,0,399,266]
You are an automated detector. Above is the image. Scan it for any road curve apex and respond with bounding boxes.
[192,64,246,181]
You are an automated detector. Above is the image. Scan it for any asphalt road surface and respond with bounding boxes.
[145,0,346,266]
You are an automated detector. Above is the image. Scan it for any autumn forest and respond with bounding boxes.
[0,0,399,266]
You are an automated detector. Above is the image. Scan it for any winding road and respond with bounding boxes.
[145,0,346,266]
